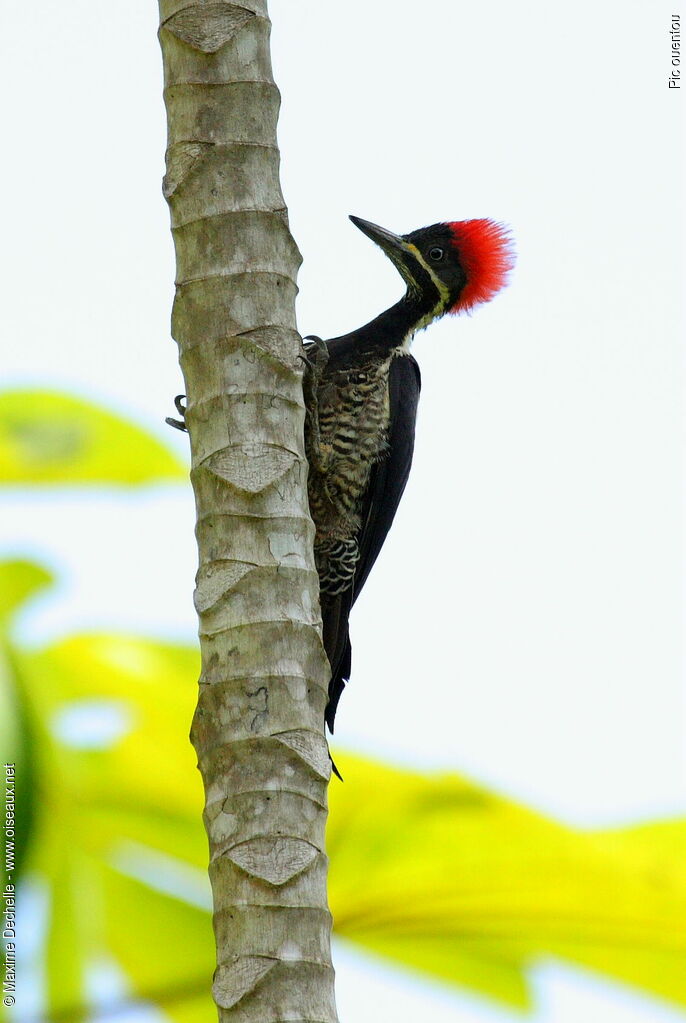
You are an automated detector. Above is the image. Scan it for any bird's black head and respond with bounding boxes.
[349,215,514,321]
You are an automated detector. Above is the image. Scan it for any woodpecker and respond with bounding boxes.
[304,215,514,734]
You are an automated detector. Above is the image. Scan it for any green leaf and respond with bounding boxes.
[0,558,53,629]
[14,630,208,1019]
[100,866,214,1016]
[0,390,186,485]
[45,846,89,1022]
[8,620,686,1018]
[328,754,686,1008]
[0,559,52,889]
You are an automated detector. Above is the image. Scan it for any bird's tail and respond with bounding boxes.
[321,590,353,734]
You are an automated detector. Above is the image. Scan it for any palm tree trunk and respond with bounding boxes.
[157,3,338,1019]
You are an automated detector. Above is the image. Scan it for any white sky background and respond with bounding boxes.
[1,0,685,1021]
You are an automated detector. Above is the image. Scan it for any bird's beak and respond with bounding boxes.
[349,215,406,258]
[349,215,420,292]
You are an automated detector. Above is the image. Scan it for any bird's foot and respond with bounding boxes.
[301,334,329,371]
[300,336,329,472]
[299,336,329,404]
[165,394,188,432]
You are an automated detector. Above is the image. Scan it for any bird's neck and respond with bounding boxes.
[352,292,442,355]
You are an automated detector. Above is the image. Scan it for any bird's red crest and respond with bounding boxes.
[447,219,514,314]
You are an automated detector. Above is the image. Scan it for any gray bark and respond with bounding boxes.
[157,3,338,1020]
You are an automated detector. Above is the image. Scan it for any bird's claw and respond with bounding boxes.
[300,335,329,378]
[300,338,329,473]
[165,394,188,432]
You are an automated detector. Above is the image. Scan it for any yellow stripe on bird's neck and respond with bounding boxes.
[396,243,451,350]
[405,242,451,306]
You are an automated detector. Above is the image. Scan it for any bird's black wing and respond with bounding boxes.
[324,353,421,731]
[353,353,421,601]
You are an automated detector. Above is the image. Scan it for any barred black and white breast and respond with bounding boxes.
[307,352,393,595]
[304,338,421,732]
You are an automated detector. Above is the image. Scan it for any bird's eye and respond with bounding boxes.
[428,246,444,261]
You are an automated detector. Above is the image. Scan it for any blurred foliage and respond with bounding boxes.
[0,390,185,484]
[1,390,685,1021]
[1,562,685,1021]
[0,560,53,628]
[329,757,686,1010]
